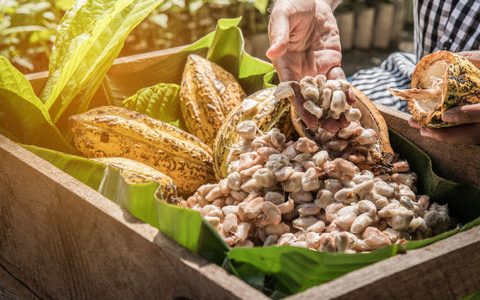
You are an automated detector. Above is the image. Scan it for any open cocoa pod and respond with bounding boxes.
[290,87,392,154]
[284,79,394,166]
[213,88,294,179]
[390,51,480,128]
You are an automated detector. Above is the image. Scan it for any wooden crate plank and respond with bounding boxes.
[0,134,267,300]
[287,226,480,300]
[0,264,40,300]
[376,104,480,186]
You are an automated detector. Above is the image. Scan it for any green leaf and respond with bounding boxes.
[238,0,270,14]
[104,17,276,107]
[99,167,161,227]
[23,144,105,189]
[227,245,399,296]
[461,291,480,300]
[121,83,185,129]
[41,0,166,131]
[0,56,76,153]
[24,144,163,228]
[156,201,229,265]
[24,144,228,256]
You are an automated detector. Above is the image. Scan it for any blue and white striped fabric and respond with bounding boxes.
[350,0,480,112]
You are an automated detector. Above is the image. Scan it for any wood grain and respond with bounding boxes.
[0,263,40,300]
[0,134,267,300]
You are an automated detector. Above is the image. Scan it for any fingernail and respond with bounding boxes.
[420,128,430,136]
[442,112,456,123]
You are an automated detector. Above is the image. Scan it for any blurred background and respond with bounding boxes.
[0,0,415,75]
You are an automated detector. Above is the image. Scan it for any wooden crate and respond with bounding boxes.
[1,49,479,300]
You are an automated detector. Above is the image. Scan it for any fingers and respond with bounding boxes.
[321,116,349,133]
[408,118,422,129]
[457,51,480,68]
[290,82,319,129]
[419,123,480,145]
[442,103,480,124]
[271,54,300,81]
[266,8,290,60]
[326,66,356,104]
[314,49,342,75]
[346,88,356,105]
[326,66,345,80]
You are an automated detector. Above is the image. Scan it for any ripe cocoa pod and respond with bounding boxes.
[70,106,214,196]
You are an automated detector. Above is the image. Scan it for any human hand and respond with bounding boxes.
[458,51,480,68]
[408,51,480,145]
[408,104,480,145]
[267,0,354,129]
[267,0,345,81]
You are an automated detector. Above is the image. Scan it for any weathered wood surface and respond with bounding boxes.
[288,225,480,300]
[377,104,480,186]
[0,264,41,300]
[0,134,267,300]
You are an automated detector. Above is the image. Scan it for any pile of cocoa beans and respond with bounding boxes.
[179,77,454,253]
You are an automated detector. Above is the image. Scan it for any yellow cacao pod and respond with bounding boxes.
[70,106,214,196]
[213,88,293,179]
[92,157,178,201]
[180,54,246,147]
[390,51,480,128]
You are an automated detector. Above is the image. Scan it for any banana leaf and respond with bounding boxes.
[0,56,76,154]
[121,82,185,129]
[461,291,480,300]
[106,17,275,107]
[23,142,229,263]
[40,0,167,133]
[23,145,162,228]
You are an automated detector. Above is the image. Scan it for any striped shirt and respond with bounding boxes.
[351,0,480,111]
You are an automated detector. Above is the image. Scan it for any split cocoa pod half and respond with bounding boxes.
[213,88,294,179]
[390,51,480,128]
[180,54,246,147]
[277,77,394,165]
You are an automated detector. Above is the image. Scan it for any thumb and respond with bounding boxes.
[442,103,480,124]
[266,12,290,60]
